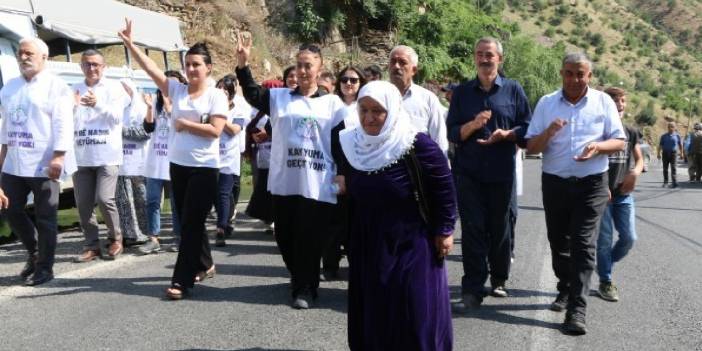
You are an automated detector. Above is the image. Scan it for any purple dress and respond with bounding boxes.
[346,133,457,351]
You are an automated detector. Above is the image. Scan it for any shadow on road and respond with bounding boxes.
[452,303,562,330]
[13,277,348,313]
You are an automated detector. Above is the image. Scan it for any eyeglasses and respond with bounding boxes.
[298,44,321,54]
[81,62,103,69]
[340,77,360,84]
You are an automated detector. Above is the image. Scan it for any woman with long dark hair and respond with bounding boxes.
[120,20,228,299]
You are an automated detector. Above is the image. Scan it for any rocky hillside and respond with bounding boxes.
[120,0,702,141]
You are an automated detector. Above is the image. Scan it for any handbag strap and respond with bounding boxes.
[405,147,430,224]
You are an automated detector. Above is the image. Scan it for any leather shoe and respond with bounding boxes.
[19,254,36,279]
[104,240,123,260]
[74,249,101,263]
[24,269,53,286]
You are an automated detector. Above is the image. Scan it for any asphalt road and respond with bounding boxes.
[0,158,700,351]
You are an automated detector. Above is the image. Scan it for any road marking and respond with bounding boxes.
[527,240,577,350]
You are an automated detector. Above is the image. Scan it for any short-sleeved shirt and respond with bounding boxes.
[143,108,172,180]
[525,88,626,178]
[219,101,251,175]
[608,125,639,196]
[659,132,681,153]
[167,79,229,168]
[0,71,76,178]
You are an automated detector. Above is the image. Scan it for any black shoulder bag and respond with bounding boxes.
[404,148,431,225]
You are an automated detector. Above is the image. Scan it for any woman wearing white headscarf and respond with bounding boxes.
[340,81,457,351]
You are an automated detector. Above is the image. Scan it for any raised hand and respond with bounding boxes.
[117,18,133,45]
[236,31,253,68]
[80,89,97,107]
[574,142,599,162]
[143,93,153,108]
[472,110,492,129]
[546,118,567,138]
[477,129,513,145]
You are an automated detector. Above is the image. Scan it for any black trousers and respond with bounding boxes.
[542,172,609,316]
[322,195,348,273]
[170,163,218,288]
[272,194,334,297]
[1,174,59,271]
[662,151,677,184]
[455,174,513,298]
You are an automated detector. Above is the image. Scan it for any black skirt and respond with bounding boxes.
[246,168,273,222]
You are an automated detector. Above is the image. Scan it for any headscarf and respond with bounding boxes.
[339,81,417,172]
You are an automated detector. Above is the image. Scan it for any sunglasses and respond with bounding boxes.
[298,44,321,53]
[340,77,360,84]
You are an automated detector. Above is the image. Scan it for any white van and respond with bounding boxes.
[0,0,186,208]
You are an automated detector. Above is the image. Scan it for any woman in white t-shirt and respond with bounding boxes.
[213,74,249,247]
[120,21,228,300]
[138,70,187,255]
[235,35,347,309]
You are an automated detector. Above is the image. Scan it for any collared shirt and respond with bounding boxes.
[659,132,682,153]
[525,88,626,178]
[401,83,449,154]
[73,78,130,167]
[0,70,76,178]
[446,75,532,183]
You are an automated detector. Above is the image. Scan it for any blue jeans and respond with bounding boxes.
[215,173,238,230]
[145,177,180,238]
[597,194,637,283]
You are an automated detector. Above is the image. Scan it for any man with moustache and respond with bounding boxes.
[0,38,75,285]
[525,53,626,335]
[388,45,448,154]
[447,37,531,310]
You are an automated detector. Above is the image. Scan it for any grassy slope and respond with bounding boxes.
[502,0,702,142]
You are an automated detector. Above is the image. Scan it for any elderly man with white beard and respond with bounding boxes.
[0,37,75,286]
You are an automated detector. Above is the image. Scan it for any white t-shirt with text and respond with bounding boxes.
[167,80,229,169]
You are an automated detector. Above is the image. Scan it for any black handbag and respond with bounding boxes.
[404,148,431,225]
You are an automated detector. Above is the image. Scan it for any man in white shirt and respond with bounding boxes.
[525,53,626,335]
[0,38,75,285]
[72,49,129,262]
[388,45,448,154]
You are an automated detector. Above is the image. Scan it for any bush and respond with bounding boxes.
[636,101,657,126]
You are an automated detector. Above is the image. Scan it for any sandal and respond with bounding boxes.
[165,284,186,300]
[194,265,216,282]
